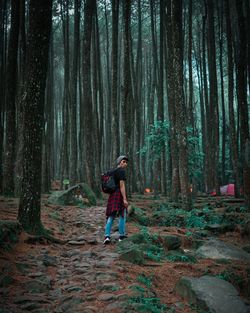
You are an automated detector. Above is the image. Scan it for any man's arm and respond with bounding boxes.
[120,180,128,207]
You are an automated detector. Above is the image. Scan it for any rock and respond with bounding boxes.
[196,239,250,261]
[68,240,86,245]
[175,275,250,313]
[96,282,120,291]
[104,301,126,312]
[119,248,144,265]
[23,277,52,293]
[43,254,57,267]
[205,223,235,233]
[97,293,115,301]
[159,235,182,250]
[47,183,96,206]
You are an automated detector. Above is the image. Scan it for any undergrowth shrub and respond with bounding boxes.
[216,268,250,296]
[149,205,237,229]
[127,273,167,313]
[165,251,197,263]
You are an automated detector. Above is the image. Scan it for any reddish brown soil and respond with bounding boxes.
[0,192,249,313]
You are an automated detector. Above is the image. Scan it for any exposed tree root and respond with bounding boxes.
[25,233,66,244]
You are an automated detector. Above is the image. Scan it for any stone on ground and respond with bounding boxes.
[47,183,97,206]
[175,275,250,313]
[196,239,250,261]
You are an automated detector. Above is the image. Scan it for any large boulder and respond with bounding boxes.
[196,239,250,261]
[119,243,145,265]
[175,275,250,313]
[47,183,97,206]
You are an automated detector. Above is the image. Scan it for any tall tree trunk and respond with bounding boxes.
[159,0,167,195]
[60,0,70,185]
[92,2,102,197]
[69,0,80,185]
[235,0,250,209]
[14,0,26,196]
[122,0,133,195]
[135,0,144,193]
[3,0,20,195]
[82,0,98,191]
[150,0,161,194]
[194,31,206,192]
[224,0,240,197]
[42,32,54,193]
[217,1,226,186]
[18,0,52,233]
[0,0,7,193]
[171,0,191,209]
[166,0,180,201]
[202,13,209,193]
[95,8,104,174]
[111,0,120,162]
[188,0,194,129]
[206,0,219,194]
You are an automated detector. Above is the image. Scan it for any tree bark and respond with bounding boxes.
[206,0,220,194]
[69,0,80,185]
[171,0,191,209]
[111,0,120,162]
[3,0,20,195]
[224,0,240,197]
[235,0,250,209]
[122,0,133,195]
[0,0,7,193]
[18,0,52,233]
[82,0,98,191]
[166,0,180,201]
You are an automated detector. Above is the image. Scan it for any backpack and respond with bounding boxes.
[101,168,118,193]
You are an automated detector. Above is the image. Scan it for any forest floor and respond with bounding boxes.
[0,188,250,313]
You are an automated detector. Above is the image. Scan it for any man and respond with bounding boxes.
[103,155,129,244]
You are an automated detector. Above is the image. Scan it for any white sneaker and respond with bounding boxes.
[118,236,127,242]
[103,236,110,244]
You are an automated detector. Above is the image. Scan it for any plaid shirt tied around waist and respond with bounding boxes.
[106,189,126,218]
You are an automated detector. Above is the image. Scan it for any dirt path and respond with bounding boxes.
[0,195,249,313]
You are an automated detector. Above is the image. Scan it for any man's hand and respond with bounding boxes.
[123,199,128,208]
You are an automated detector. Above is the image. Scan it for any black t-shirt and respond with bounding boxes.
[113,167,126,188]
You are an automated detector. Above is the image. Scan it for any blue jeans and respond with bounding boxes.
[105,212,126,237]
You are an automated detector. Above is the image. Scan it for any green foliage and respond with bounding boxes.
[63,179,70,185]
[139,120,170,161]
[151,204,234,229]
[117,227,165,263]
[139,226,165,262]
[216,269,246,289]
[136,274,153,288]
[128,274,167,313]
[49,211,60,220]
[185,211,206,228]
[128,296,167,313]
[131,207,150,226]
[186,127,204,183]
[140,122,204,186]
[165,252,197,263]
